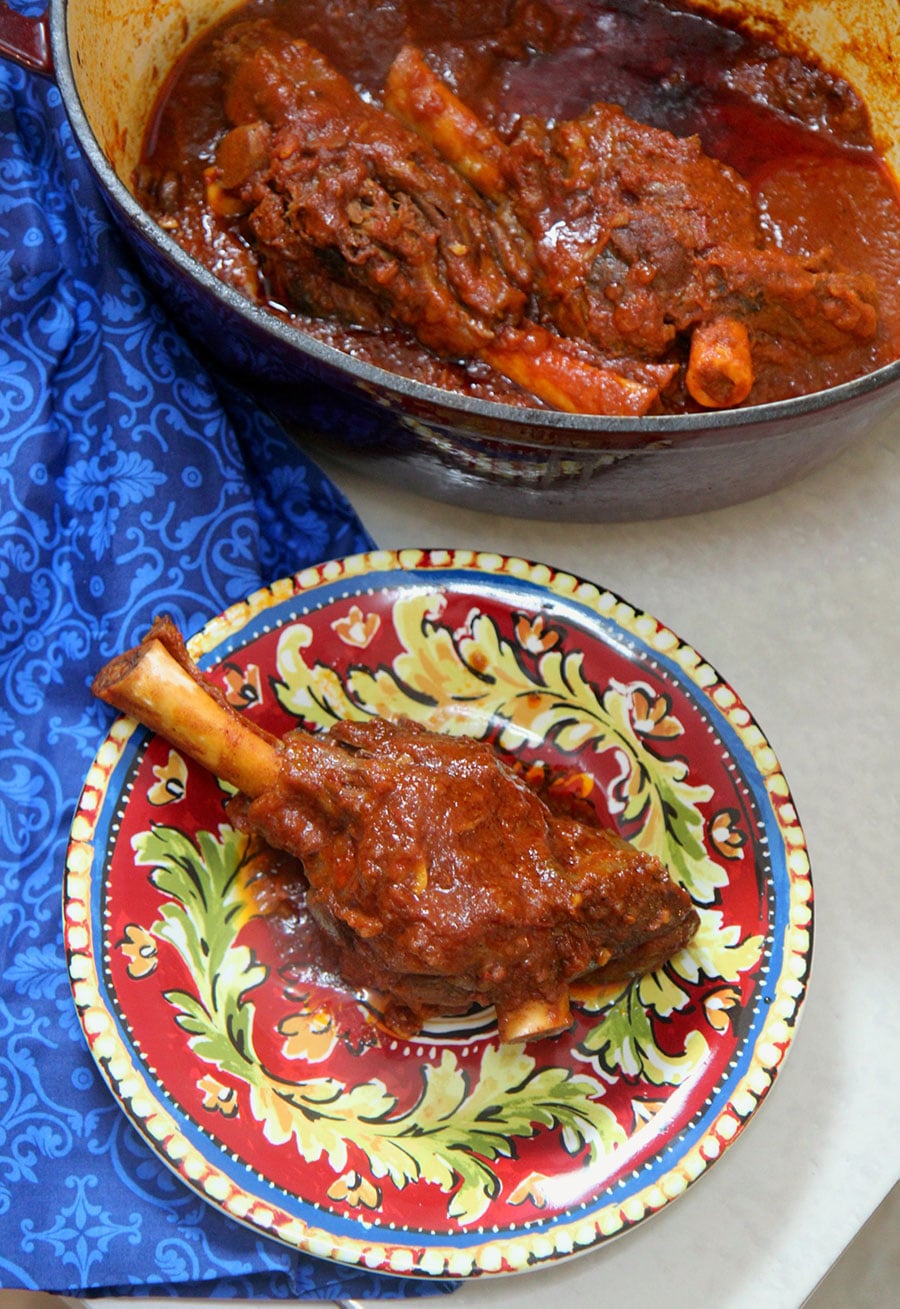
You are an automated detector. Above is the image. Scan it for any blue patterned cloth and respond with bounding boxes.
[0,35,452,1300]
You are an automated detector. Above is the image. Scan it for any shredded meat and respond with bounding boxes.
[215,23,528,354]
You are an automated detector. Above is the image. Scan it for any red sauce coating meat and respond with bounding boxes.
[136,0,900,413]
[91,616,700,1042]
[238,716,699,1039]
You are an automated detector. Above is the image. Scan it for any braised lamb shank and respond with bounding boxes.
[240,714,698,1040]
[205,20,662,415]
[384,44,878,407]
[92,617,699,1043]
[197,20,877,413]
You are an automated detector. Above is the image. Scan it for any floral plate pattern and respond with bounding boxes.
[64,549,812,1279]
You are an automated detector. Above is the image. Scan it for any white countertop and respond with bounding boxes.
[304,406,899,1309]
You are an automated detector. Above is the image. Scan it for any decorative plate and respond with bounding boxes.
[64,548,812,1279]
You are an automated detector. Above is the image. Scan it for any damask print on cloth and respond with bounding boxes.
[0,34,451,1300]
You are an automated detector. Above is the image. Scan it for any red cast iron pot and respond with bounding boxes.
[2,0,899,521]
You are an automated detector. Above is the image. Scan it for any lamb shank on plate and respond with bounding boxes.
[92,616,699,1042]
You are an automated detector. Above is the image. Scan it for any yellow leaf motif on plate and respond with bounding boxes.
[279,1002,340,1064]
[118,923,158,979]
[327,1170,382,1209]
[331,604,381,648]
[672,909,764,986]
[637,968,691,1018]
[235,1043,619,1223]
[508,1171,552,1207]
[198,1074,239,1117]
[148,750,188,806]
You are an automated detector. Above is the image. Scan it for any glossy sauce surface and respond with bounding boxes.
[139,0,900,410]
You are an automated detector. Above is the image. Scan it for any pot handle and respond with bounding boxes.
[0,1,52,74]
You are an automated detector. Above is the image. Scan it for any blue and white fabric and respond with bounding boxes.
[0,17,452,1299]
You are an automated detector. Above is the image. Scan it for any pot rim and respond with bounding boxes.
[48,0,900,439]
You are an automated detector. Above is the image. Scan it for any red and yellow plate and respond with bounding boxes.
[64,548,812,1278]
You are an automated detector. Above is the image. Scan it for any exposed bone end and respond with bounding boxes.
[686,316,754,408]
[483,323,659,416]
[384,44,509,200]
[92,618,282,798]
[496,992,573,1043]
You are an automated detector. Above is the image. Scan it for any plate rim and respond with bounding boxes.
[64,547,813,1279]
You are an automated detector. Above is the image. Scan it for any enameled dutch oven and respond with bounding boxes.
[2,0,899,521]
